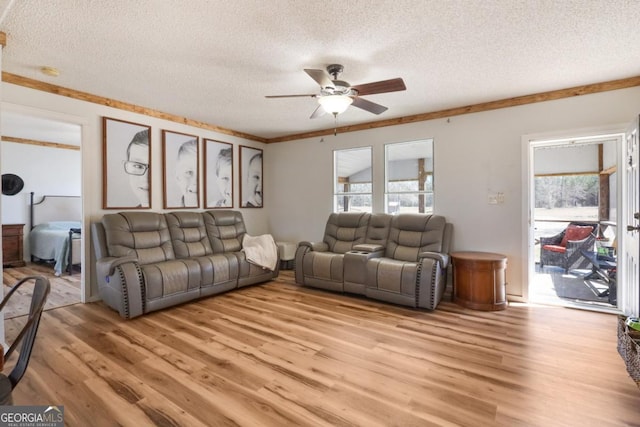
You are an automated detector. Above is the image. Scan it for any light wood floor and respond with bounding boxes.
[4,271,640,426]
[2,262,81,319]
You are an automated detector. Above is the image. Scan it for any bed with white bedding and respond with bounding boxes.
[29,192,82,276]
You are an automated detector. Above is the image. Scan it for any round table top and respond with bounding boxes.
[450,251,507,261]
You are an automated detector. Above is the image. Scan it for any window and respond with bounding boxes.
[385,139,434,214]
[334,147,372,212]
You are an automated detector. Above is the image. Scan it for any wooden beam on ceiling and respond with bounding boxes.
[267,75,640,143]
[1,72,268,144]
[2,70,639,145]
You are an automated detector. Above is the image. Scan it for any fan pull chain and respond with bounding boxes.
[333,113,339,136]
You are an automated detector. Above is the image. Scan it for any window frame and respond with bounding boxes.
[384,139,434,214]
[333,146,373,213]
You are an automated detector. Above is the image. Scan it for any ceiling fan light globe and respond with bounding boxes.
[318,95,353,115]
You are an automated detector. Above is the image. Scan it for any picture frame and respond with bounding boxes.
[240,145,263,208]
[162,130,200,209]
[204,139,234,208]
[102,117,151,209]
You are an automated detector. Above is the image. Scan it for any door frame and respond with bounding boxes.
[622,116,640,317]
[522,124,626,308]
[1,101,89,303]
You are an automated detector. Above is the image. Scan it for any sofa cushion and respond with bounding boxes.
[324,212,370,254]
[102,212,175,264]
[236,251,278,287]
[142,258,202,300]
[366,258,418,296]
[203,210,246,253]
[195,253,239,293]
[365,213,392,246]
[386,214,446,262]
[302,251,345,284]
[166,212,213,257]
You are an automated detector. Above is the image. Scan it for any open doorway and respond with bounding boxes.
[1,106,83,318]
[528,134,622,312]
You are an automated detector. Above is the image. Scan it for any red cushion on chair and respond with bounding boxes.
[542,244,566,253]
[560,225,594,247]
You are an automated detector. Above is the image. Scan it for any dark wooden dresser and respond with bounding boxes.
[2,223,26,268]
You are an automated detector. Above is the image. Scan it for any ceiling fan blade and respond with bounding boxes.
[265,94,317,98]
[351,78,406,96]
[310,105,326,119]
[304,69,334,89]
[351,97,388,115]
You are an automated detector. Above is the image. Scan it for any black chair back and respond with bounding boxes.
[0,275,50,387]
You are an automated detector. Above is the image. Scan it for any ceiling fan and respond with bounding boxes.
[266,64,406,119]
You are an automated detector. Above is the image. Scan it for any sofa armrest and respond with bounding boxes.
[299,241,329,252]
[353,243,385,253]
[419,251,449,268]
[98,255,139,277]
[95,256,144,319]
[417,256,447,310]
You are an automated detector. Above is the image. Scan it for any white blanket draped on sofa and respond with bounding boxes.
[242,234,278,271]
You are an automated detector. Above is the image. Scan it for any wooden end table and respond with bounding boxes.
[451,251,508,311]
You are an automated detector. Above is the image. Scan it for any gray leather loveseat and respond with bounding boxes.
[92,210,278,318]
[295,212,452,310]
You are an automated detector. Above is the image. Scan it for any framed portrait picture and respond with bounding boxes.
[162,130,200,209]
[102,117,151,209]
[240,145,263,208]
[204,139,233,208]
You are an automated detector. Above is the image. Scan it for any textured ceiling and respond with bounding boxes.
[1,0,640,140]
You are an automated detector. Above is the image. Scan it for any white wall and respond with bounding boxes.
[1,82,269,300]
[1,142,81,223]
[265,87,640,298]
[2,81,640,301]
[1,141,82,259]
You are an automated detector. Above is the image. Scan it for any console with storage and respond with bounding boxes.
[295,212,452,310]
[91,210,278,319]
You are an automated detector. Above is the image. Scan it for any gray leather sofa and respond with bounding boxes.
[295,212,452,310]
[91,210,278,318]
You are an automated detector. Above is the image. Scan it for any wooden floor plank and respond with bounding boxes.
[2,262,81,319]
[4,271,640,426]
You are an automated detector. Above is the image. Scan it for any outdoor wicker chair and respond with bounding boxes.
[539,222,597,273]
